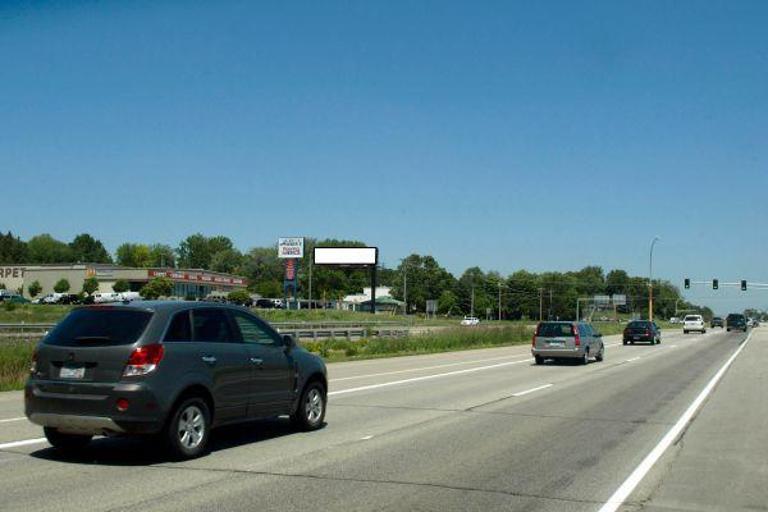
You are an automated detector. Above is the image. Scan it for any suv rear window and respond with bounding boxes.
[684,316,701,321]
[44,308,152,346]
[536,323,574,337]
[727,314,745,322]
[627,321,650,328]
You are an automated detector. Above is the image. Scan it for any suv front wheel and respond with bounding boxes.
[291,381,326,431]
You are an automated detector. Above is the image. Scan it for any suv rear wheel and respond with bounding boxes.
[44,427,92,452]
[165,397,211,460]
[291,381,326,431]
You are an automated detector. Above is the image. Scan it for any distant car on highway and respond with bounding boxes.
[460,316,480,326]
[683,314,706,334]
[0,293,30,304]
[711,317,724,328]
[26,302,328,460]
[726,313,748,332]
[623,320,661,345]
[532,321,604,365]
[668,317,680,324]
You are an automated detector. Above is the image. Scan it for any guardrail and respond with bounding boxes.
[0,322,411,342]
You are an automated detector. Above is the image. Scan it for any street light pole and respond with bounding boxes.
[649,236,660,322]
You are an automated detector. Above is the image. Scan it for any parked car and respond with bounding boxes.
[118,291,141,302]
[40,293,65,304]
[57,294,82,305]
[726,313,748,332]
[460,316,480,326]
[622,320,661,345]
[0,293,30,304]
[753,318,761,328]
[255,298,276,309]
[683,314,706,334]
[711,317,724,328]
[93,292,122,303]
[25,302,328,460]
[668,317,680,324]
[532,321,604,365]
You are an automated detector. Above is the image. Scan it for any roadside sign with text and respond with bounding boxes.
[278,237,304,259]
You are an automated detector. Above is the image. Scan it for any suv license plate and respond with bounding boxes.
[60,367,85,379]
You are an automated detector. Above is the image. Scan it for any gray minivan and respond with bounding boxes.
[531,321,604,365]
[25,302,328,459]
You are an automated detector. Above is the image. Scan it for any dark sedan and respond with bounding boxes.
[623,320,661,345]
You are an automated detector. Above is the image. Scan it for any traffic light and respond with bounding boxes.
[713,279,719,290]
[684,278,690,289]
[741,280,747,291]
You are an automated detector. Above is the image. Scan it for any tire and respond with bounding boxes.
[44,427,92,452]
[164,397,211,460]
[622,340,628,346]
[581,350,589,365]
[684,330,688,334]
[595,345,604,362]
[291,381,327,431]
[534,355,544,365]
[727,328,731,332]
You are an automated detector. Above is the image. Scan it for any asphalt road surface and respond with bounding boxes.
[0,326,764,511]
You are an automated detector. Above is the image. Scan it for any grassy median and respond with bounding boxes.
[0,339,35,391]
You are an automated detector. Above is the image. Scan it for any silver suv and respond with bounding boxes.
[532,321,605,365]
[25,302,328,460]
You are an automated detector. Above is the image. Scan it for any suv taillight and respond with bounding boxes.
[30,350,38,374]
[123,344,164,377]
[572,324,581,347]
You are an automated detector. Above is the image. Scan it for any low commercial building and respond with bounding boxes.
[19,264,247,299]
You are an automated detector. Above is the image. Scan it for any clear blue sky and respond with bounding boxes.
[2,1,766,313]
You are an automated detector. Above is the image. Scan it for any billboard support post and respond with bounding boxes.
[370,265,377,315]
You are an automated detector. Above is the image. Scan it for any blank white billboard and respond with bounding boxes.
[313,247,378,266]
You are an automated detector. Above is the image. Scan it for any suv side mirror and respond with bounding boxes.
[282,334,296,350]
[594,332,602,337]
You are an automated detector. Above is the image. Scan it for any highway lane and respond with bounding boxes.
[0,327,754,511]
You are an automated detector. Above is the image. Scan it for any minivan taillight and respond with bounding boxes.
[572,324,581,347]
[123,344,164,377]
[532,334,537,348]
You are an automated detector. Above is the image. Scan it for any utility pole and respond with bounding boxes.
[403,263,407,316]
[649,236,660,322]
[308,259,313,310]
[538,288,544,321]
[498,282,502,321]
[548,289,553,320]
[471,284,475,317]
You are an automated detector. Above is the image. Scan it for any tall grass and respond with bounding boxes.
[301,325,531,362]
[0,339,34,391]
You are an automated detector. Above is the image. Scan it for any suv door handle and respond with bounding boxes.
[201,355,217,365]
[250,357,264,366]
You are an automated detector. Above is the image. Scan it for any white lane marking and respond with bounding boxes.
[0,438,47,450]
[626,357,641,362]
[329,359,532,396]
[331,354,527,382]
[512,384,553,397]
[598,330,754,512]
[0,417,26,424]
[360,435,374,440]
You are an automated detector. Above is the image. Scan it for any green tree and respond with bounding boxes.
[0,231,28,263]
[82,276,99,296]
[112,279,130,293]
[69,234,112,263]
[115,243,152,267]
[53,278,70,293]
[437,290,458,315]
[210,249,244,274]
[28,280,42,298]
[27,234,73,263]
[140,277,174,299]
[227,289,252,305]
[148,244,176,267]
[390,254,456,313]
[177,234,235,269]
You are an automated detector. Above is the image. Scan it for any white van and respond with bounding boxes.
[118,291,141,302]
[93,292,121,303]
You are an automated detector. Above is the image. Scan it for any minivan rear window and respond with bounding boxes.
[536,323,574,337]
[44,308,152,346]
